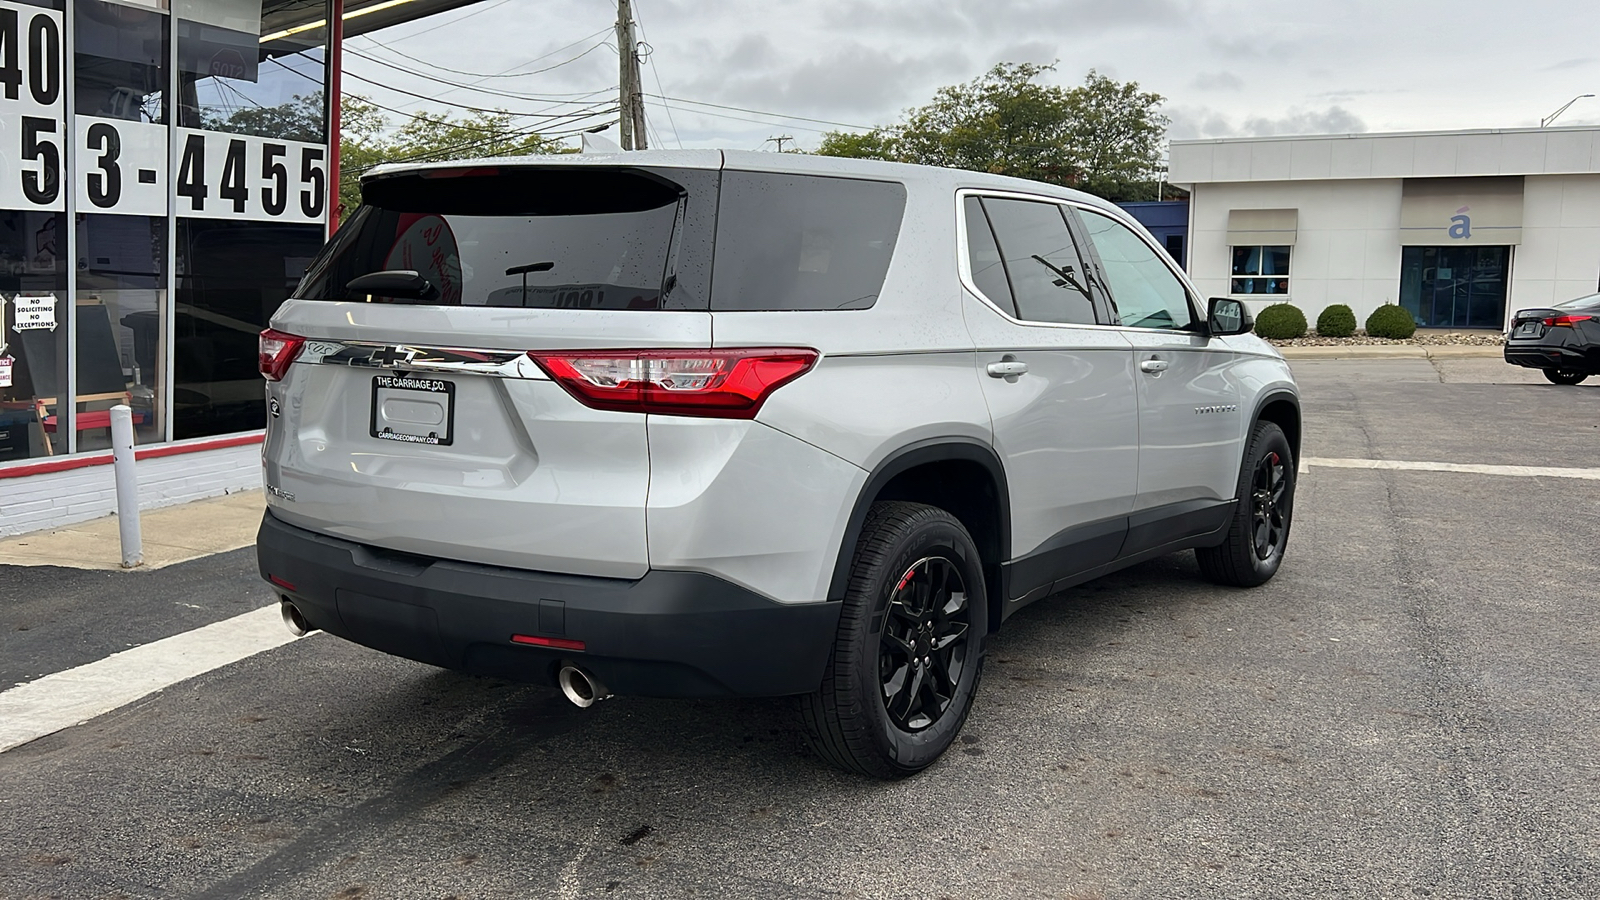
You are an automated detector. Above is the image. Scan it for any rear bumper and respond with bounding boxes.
[256,512,840,698]
[1505,344,1591,371]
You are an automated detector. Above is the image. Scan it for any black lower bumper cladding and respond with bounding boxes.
[256,513,840,698]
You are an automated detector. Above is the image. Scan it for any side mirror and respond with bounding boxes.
[1207,297,1253,336]
[346,270,440,303]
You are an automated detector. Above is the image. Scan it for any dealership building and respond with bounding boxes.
[0,0,479,535]
[1168,126,1600,330]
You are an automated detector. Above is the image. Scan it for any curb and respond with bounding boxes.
[1276,345,1502,360]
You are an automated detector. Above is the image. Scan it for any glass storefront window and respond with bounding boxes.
[174,217,322,438]
[74,0,168,124]
[1,0,331,465]
[1230,245,1291,295]
[1399,245,1510,330]
[0,210,69,460]
[74,213,166,449]
[176,0,328,143]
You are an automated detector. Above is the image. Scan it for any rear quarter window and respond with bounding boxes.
[711,172,907,311]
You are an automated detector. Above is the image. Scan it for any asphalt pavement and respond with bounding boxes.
[0,357,1597,899]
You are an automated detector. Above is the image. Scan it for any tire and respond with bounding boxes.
[800,501,988,779]
[1543,369,1589,385]
[1197,420,1295,588]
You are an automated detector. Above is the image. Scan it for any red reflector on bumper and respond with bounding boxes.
[511,634,586,651]
[268,574,296,591]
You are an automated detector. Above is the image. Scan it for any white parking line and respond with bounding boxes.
[0,605,308,754]
[1303,457,1600,480]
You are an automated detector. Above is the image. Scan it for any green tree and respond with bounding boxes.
[815,63,1169,201]
[202,92,327,143]
[337,95,568,219]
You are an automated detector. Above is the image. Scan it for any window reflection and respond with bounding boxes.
[74,0,168,123]
[75,214,168,450]
[0,211,69,460]
[176,0,328,143]
[175,218,324,438]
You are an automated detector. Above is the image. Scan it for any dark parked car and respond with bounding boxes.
[1505,292,1600,385]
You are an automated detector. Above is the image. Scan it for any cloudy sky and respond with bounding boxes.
[347,0,1600,152]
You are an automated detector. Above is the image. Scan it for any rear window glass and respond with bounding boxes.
[1553,292,1600,310]
[711,172,906,311]
[294,167,712,310]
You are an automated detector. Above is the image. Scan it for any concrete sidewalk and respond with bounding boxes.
[0,490,262,571]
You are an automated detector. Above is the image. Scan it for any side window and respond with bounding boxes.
[981,198,1097,326]
[962,196,1015,315]
[1077,209,1196,331]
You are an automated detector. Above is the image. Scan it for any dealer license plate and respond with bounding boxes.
[370,374,455,446]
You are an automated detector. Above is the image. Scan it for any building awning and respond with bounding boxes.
[256,0,491,43]
[1400,176,1524,246]
[1227,208,1298,246]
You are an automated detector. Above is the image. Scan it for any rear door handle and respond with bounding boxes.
[1139,358,1169,374]
[986,359,1028,378]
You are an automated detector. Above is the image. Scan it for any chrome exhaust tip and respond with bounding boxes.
[557,664,611,708]
[280,598,313,637]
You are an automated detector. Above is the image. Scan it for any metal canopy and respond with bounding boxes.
[262,0,491,43]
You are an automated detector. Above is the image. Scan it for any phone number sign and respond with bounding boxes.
[1,1,328,223]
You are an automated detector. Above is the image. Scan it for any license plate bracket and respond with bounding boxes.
[370,374,455,446]
[1514,322,1542,337]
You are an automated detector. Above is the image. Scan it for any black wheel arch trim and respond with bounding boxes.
[826,437,1011,607]
[1250,388,1302,461]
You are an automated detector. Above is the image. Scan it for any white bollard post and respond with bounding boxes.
[109,405,142,569]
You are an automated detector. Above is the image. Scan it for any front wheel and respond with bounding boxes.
[800,501,987,779]
[1197,420,1295,587]
[1543,369,1589,385]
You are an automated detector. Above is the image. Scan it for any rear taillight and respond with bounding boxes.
[259,328,306,381]
[1542,315,1594,327]
[528,348,819,418]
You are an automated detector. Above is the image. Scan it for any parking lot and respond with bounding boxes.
[2,358,1597,900]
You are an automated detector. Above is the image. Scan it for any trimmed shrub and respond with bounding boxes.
[1254,303,1308,340]
[1365,304,1417,339]
[1316,304,1357,338]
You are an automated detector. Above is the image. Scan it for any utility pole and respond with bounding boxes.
[767,135,794,152]
[615,0,647,149]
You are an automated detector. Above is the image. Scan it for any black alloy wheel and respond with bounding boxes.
[1250,449,1289,563]
[1197,420,1295,587]
[878,556,973,732]
[801,501,988,778]
[1543,369,1589,385]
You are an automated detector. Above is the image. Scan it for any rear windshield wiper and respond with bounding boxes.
[346,270,440,303]
[506,261,556,306]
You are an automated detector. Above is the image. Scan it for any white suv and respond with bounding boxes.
[256,151,1300,778]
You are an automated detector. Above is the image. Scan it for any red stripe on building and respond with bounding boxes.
[0,433,264,480]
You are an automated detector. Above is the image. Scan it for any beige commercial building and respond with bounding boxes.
[1168,126,1600,330]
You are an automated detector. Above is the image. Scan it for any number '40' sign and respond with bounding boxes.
[0,1,66,212]
[173,129,328,224]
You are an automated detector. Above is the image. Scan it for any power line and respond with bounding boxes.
[343,68,616,118]
[642,99,834,135]
[631,1,682,148]
[344,44,614,105]
[646,94,872,130]
[357,0,515,44]
[354,26,614,80]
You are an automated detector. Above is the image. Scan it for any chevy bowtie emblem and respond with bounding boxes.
[374,346,418,366]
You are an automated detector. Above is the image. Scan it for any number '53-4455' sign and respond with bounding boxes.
[0,1,328,224]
